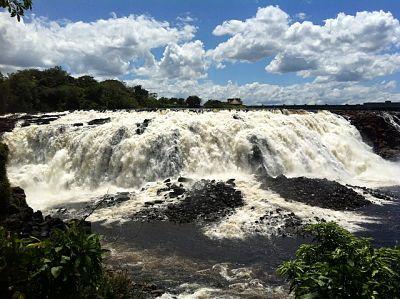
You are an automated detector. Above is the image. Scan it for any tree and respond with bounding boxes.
[0,0,32,21]
[185,95,201,108]
[203,99,227,108]
[99,80,138,109]
[278,222,400,298]
[130,85,149,107]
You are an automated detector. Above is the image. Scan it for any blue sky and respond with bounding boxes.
[1,0,400,104]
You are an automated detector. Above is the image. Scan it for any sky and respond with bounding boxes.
[1,0,400,104]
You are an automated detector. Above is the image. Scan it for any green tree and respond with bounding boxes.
[0,72,7,113]
[0,0,32,21]
[185,95,201,108]
[100,80,138,109]
[203,99,228,108]
[130,85,149,107]
[5,70,38,112]
[278,222,400,298]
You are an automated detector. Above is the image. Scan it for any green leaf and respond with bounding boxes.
[51,266,63,278]
[61,255,70,264]
[299,292,319,299]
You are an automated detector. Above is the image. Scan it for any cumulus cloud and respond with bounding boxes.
[1,8,400,104]
[211,6,400,81]
[135,40,209,80]
[0,12,197,78]
[128,78,400,105]
[211,6,289,61]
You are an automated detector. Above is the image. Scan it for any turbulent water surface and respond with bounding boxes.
[3,109,400,298]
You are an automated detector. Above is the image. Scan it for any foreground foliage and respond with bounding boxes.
[0,225,133,298]
[0,0,32,21]
[278,222,400,299]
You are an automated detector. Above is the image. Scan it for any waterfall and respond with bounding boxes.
[3,110,400,210]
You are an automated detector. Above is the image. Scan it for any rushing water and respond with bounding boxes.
[4,110,400,201]
[3,109,400,298]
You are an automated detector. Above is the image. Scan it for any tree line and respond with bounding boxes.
[0,67,243,113]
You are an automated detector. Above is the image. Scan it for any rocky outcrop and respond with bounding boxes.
[88,117,111,125]
[0,115,19,134]
[165,180,243,223]
[132,179,244,223]
[337,111,400,160]
[261,175,371,211]
[2,187,67,238]
[136,118,151,135]
[20,114,65,127]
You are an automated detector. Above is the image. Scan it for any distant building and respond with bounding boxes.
[227,98,243,105]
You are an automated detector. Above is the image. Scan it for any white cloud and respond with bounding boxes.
[0,12,197,78]
[128,78,400,105]
[211,6,289,61]
[135,40,209,80]
[295,12,307,20]
[1,8,400,105]
[176,14,196,23]
[211,7,400,81]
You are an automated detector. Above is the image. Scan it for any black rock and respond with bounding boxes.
[261,175,370,211]
[88,117,111,125]
[226,179,236,186]
[336,111,400,160]
[164,180,244,223]
[136,119,151,135]
[177,177,193,183]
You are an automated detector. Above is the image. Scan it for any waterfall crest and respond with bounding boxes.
[3,110,400,207]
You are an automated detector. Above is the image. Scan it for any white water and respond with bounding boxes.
[3,110,400,236]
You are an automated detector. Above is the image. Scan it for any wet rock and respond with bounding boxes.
[133,180,244,224]
[336,111,400,160]
[111,127,128,145]
[18,114,64,127]
[73,122,83,127]
[93,193,132,209]
[226,179,236,186]
[136,118,151,135]
[177,177,193,183]
[261,175,370,211]
[164,180,244,223]
[88,117,111,125]
[168,184,186,198]
[0,186,84,238]
[0,115,19,135]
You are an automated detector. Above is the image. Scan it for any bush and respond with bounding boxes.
[277,222,400,298]
[29,225,106,298]
[0,224,133,298]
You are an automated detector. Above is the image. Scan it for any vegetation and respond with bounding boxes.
[0,0,32,21]
[185,95,202,108]
[0,67,244,113]
[0,224,136,298]
[0,141,134,298]
[278,222,400,299]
